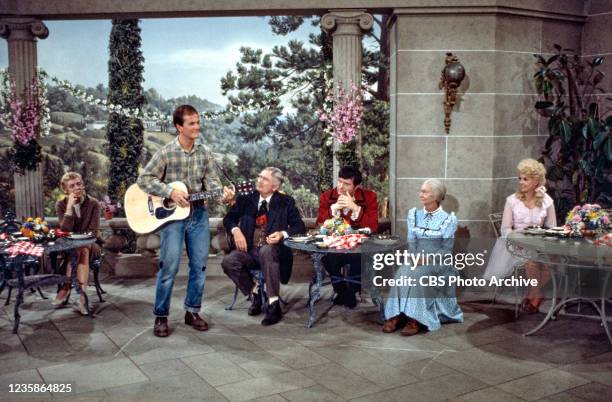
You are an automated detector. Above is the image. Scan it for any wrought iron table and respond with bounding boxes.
[284,237,403,328]
[506,232,612,343]
[0,237,96,333]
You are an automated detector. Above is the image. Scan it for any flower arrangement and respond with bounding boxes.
[20,217,51,240]
[0,69,50,172]
[565,204,610,235]
[100,195,122,219]
[316,80,364,144]
[320,217,355,236]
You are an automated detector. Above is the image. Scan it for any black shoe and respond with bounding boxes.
[154,317,169,337]
[344,291,357,309]
[332,284,348,306]
[261,300,282,326]
[332,291,346,306]
[248,293,262,316]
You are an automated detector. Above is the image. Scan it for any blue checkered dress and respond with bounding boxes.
[384,207,464,331]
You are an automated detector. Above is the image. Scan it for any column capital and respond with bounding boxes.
[321,10,373,35]
[0,18,48,41]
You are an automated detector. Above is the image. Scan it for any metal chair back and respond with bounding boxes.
[488,212,503,238]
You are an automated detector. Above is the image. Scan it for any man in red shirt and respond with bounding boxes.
[316,166,379,308]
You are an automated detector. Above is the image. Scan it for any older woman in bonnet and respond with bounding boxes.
[484,158,556,313]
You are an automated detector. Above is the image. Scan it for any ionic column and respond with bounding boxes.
[0,18,48,94]
[321,10,373,178]
[0,18,48,219]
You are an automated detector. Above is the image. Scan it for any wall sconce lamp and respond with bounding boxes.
[439,52,465,134]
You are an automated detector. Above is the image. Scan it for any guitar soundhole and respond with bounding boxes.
[155,199,176,220]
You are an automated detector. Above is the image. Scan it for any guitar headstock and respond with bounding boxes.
[234,180,255,196]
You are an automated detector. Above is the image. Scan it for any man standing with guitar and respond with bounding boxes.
[137,104,234,337]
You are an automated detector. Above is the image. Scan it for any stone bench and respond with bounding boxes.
[42,217,390,278]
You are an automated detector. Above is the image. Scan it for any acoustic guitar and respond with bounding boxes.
[125,180,254,234]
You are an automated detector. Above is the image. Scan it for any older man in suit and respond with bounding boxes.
[222,167,306,325]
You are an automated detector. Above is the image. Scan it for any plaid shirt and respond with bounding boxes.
[137,135,222,198]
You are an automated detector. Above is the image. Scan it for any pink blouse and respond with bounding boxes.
[500,193,557,237]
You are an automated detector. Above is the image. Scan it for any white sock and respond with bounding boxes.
[268,296,279,304]
[252,283,259,294]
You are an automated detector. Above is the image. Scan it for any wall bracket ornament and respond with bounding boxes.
[438,52,465,134]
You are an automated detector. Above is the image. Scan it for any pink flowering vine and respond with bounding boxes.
[2,78,42,146]
[317,80,363,144]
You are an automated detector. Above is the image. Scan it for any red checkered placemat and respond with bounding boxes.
[325,234,367,250]
[7,241,44,258]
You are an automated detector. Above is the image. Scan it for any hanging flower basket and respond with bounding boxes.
[0,70,50,173]
[316,80,364,144]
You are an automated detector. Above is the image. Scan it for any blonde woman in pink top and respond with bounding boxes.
[484,159,557,313]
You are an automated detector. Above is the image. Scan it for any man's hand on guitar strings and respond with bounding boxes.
[170,188,190,208]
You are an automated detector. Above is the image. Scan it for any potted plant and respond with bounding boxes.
[533,45,611,222]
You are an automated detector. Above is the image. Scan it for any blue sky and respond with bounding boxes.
[0,17,320,106]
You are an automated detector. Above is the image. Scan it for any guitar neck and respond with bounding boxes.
[188,188,224,202]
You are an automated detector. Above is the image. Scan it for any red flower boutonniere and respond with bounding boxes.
[256,214,268,227]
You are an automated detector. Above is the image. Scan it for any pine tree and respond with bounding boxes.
[106,19,145,209]
[221,16,389,204]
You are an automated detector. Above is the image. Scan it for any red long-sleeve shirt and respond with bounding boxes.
[316,188,379,234]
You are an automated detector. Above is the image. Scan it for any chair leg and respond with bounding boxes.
[5,287,12,306]
[37,287,47,299]
[93,268,105,302]
[226,286,239,310]
[13,286,24,334]
[514,263,523,320]
[260,287,268,315]
[491,284,499,304]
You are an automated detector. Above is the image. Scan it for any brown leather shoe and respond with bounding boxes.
[185,312,209,331]
[382,315,403,333]
[153,317,169,337]
[400,318,420,336]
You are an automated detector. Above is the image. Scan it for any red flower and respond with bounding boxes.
[256,214,268,227]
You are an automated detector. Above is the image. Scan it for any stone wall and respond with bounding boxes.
[389,2,587,240]
[583,0,612,95]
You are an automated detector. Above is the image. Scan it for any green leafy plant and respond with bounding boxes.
[533,44,611,221]
[106,19,145,212]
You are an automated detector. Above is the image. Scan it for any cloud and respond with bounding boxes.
[148,42,274,70]
[144,42,277,104]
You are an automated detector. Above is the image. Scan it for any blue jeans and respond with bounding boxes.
[153,206,209,317]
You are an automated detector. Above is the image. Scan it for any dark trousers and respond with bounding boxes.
[323,254,362,294]
[221,245,281,298]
